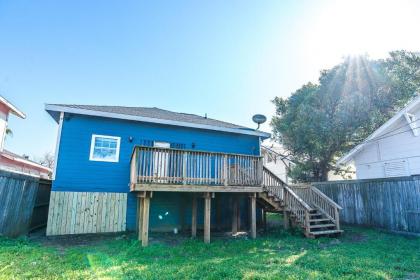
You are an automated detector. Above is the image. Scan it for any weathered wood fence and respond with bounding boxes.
[0,170,52,237]
[314,176,420,234]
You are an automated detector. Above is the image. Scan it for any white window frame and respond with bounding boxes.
[89,134,121,163]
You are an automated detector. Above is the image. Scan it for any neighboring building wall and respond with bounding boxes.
[0,103,9,151]
[353,111,420,179]
[261,141,291,183]
[0,156,49,178]
[51,114,261,233]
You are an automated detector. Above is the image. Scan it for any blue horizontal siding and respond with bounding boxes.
[53,114,261,230]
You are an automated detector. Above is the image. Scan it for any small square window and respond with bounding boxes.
[89,134,121,162]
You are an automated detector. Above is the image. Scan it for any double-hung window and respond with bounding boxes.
[89,134,121,162]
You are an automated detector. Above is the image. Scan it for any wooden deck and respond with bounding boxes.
[130,146,263,192]
[129,146,342,246]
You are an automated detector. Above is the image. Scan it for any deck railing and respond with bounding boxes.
[262,167,312,228]
[262,166,286,201]
[290,185,342,229]
[130,146,263,187]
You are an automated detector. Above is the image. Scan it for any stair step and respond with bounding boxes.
[310,229,344,236]
[309,223,336,229]
[310,218,331,223]
[309,214,324,219]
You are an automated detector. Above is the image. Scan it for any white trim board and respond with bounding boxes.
[52,112,64,180]
[0,96,26,119]
[45,104,271,138]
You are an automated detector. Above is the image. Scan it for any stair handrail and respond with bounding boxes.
[287,184,343,232]
[262,167,312,230]
[311,186,342,210]
[284,186,313,232]
[283,185,313,233]
[308,186,341,230]
[262,166,286,201]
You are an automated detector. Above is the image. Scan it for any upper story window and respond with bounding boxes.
[89,134,121,162]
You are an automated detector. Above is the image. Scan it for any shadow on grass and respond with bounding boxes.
[0,226,419,279]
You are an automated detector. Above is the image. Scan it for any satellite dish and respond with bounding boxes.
[252,114,267,130]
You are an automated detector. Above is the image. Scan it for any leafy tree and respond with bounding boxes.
[382,50,420,107]
[272,51,420,182]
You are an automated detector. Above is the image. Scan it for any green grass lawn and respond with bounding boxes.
[0,226,419,280]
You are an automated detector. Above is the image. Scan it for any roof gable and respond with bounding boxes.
[0,96,26,118]
[338,94,420,165]
[45,104,271,138]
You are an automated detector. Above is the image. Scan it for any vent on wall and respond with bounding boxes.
[384,161,409,177]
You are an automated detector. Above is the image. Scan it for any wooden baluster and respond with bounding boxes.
[223,155,228,186]
[182,152,187,185]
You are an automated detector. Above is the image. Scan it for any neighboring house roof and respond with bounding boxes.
[1,149,52,172]
[45,104,271,138]
[337,94,420,165]
[0,96,26,119]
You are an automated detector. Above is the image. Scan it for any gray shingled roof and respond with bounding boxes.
[49,104,250,130]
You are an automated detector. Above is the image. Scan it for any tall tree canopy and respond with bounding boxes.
[271,51,420,182]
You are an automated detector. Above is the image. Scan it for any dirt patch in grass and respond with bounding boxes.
[28,228,253,249]
[28,228,131,251]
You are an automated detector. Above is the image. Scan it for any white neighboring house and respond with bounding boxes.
[338,94,420,179]
[261,140,292,183]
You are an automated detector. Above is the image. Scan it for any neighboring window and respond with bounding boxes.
[89,134,121,162]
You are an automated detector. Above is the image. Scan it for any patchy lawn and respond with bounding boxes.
[0,226,419,280]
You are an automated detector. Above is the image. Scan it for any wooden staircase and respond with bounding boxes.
[260,167,343,238]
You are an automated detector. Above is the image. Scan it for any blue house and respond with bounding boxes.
[45,104,342,246]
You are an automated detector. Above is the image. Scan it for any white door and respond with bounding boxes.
[153,142,170,182]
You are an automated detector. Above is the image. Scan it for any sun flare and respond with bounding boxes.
[304,0,420,68]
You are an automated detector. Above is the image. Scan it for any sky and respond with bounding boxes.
[0,0,419,159]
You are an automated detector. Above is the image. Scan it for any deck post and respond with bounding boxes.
[250,193,256,239]
[137,196,143,239]
[216,196,222,231]
[283,210,290,230]
[191,195,197,238]
[263,209,267,232]
[232,196,238,235]
[237,199,241,231]
[141,192,151,247]
[204,192,211,243]
[335,207,340,231]
[304,210,311,237]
